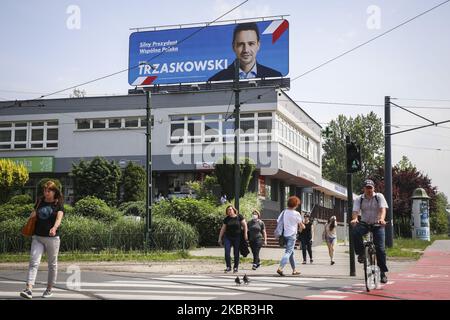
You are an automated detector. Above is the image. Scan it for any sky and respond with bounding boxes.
[1,0,449,198]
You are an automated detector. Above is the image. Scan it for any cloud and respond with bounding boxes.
[213,0,272,21]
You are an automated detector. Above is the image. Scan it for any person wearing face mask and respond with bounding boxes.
[247,210,267,270]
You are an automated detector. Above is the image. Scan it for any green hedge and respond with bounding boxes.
[0,215,198,253]
[0,218,31,251]
[8,194,33,205]
[73,196,121,223]
[0,203,34,223]
[152,193,259,246]
[118,201,145,217]
[151,216,198,250]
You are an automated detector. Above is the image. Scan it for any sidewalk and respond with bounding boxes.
[189,243,415,278]
[0,243,415,278]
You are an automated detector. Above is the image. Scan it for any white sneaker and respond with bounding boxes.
[42,289,53,298]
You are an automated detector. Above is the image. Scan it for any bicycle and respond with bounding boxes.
[359,221,382,292]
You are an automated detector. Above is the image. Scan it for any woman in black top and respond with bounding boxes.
[218,205,248,273]
[298,213,314,264]
[20,181,64,299]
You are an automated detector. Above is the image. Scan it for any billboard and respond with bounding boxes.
[128,19,289,86]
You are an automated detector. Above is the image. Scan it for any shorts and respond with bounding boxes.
[326,236,336,245]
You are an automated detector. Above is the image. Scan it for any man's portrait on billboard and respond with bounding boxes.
[208,22,282,81]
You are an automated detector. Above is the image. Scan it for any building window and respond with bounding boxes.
[276,115,319,165]
[92,119,106,129]
[76,116,150,131]
[125,118,139,128]
[0,120,58,150]
[168,112,273,145]
[108,118,122,129]
[77,119,90,130]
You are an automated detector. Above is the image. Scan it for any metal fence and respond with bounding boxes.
[0,232,193,254]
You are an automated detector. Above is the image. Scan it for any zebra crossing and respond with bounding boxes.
[0,274,328,300]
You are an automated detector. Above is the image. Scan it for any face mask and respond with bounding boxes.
[252,215,258,220]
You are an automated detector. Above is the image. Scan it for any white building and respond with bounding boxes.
[0,82,350,219]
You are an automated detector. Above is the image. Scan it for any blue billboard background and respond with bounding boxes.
[128,19,289,85]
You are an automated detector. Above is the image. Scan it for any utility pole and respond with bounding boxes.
[145,90,152,240]
[384,96,393,248]
[346,135,356,277]
[233,59,241,211]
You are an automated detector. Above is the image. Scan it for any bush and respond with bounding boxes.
[0,217,31,252]
[0,159,29,204]
[58,215,113,251]
[63,204,75,216]
[152,198,217,246]
[0,203,34,223]
[8,194,33,205]
[71,157,122,206]
[74,196,121,223]
[122,162,145,202]
[118,201,145,217]
[151,215,198,250]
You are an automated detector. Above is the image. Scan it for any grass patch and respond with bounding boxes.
[0,250,278,265]
[386,234,448,259]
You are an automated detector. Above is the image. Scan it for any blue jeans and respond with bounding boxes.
[224,235,240,269]
[279,235,297,270]
[352,223,389,273]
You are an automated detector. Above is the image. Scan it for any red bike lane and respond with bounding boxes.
[307,240,450,300]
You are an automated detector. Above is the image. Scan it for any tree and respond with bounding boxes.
[70,88,86,98]
[431,193,449,235]
[322,112,384,191]
[214,156,256,201]
[372,157,437,237]
[71,157,122,206]
[121,162,145,202]
[0,159,29,204]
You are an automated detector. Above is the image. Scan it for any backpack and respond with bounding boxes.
[359,193,379,207]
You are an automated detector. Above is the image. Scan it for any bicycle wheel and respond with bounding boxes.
[369,247,380,289]
[364,245,370,292]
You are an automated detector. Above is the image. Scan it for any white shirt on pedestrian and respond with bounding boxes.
[277,209,303,237]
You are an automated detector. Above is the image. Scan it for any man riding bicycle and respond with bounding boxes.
[351,179,389,284]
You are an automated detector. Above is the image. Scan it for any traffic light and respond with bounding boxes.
[346,142,362,173]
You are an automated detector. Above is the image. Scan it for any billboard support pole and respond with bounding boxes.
[234,60,241,211]
[145,90,152,244]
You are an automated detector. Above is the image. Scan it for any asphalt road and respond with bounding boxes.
[0,269,366,300]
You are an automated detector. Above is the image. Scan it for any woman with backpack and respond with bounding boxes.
[323,215,337,265]
[247,210,267,270]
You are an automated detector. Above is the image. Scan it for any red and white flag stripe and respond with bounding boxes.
[262,19,289,44]
[132,76,158,86]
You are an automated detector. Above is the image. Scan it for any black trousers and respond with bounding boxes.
[249,240,263,265]
[299,237,313,261]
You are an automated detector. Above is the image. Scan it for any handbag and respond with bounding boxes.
[274,210,286,247]
[21,215,37,237]
[239,233,250,257]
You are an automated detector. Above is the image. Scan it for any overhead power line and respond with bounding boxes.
[240,0,450,106]
[0,0,249,108]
